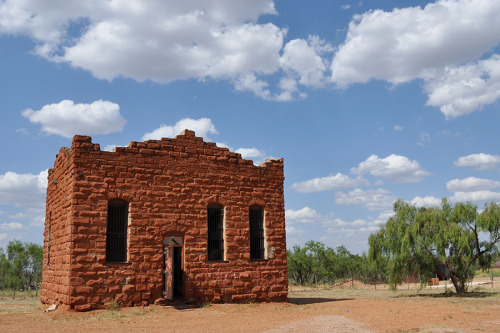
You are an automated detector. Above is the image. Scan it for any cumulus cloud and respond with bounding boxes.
[291,173,369,193]
[425,55,500,118]
[324,211,390,235]
[3,0,499,112]
[22,100,126,138]
[335,188,396,211]
[280,36,333,89]
[285,207,319,224]
[411,196,442,207]
[454,153,500,170]
[235,147,264,160]
[451,191,500,202]
[0,170,47,208]
[351,154,431,183]
[286,225,306,235]
[0,0,321,100]
[447,177,500,192]
[330,0,500,117]
[142,118,218,141]
[0,222,28,232]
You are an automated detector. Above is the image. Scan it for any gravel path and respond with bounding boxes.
[264,315,373,333]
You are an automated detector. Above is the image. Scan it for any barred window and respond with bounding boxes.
[106,199,128,262]
[207,204,224,261]
[250,206,265,260]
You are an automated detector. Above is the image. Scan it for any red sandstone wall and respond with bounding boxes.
[42,130,287,311]
[40,147,75,308]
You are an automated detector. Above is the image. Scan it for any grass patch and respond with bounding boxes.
[103,297,121,311]
[475,268,500,278]
[198,301,211,308]
[0,289,40,299]
[0,296,41,314]
[289,282,500,302]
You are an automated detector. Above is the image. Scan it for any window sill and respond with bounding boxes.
[105,261,132,265]
[205,260,230,264]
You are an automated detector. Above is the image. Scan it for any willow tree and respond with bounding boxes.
[369,199,500,294]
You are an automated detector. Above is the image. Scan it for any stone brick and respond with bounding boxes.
[42,130,287,311]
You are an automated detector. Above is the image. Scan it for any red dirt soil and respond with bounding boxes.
[2,281,500,332]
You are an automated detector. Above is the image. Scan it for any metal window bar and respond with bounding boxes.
[207,205,224,261]
[250,206,264,259]
[106,200,128,262]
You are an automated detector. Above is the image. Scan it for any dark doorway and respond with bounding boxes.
[173,246,183,298]
[163,235,184,300]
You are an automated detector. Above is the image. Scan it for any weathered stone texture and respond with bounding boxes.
[41,130,287,310]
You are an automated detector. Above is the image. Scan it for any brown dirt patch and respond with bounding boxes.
[1,282,499,332]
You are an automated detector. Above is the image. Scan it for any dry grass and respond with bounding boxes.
[289,280,500,302]
[1,281,499,333]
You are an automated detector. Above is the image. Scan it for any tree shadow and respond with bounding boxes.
[398,290,499,299]
[289,297,352,305]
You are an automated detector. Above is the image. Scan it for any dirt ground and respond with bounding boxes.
[1,279,500,333]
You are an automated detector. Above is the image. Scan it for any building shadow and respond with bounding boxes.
[288,297,352,305]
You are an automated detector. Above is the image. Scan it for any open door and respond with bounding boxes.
[163,235,184,299]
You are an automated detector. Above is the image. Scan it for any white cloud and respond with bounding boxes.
[0,222,27,232]
[280,36,333,89]
[330,0,500,117]
[234,147,264,161]
[447,177,500,192]
[285,207,319,224]
[341,5,351,10]
[351,154,431,183]
[22,100,126,138]
[425,55,500,118]
[411,196,442,207]
[451,191,500,202]
[8,212,28,219]
[103,144,117,152]
[335,188,396,211]
[0,1,346,101]
[454,153,500,170]
[142,118,218,141]
[393,125,404,131]
[291,173,369,193]
[233,73,274,100]
[286,225,306,235]
[0,1,314,99]
[324,211,390,235]
[0,170,47,208]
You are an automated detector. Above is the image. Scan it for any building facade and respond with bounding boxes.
[40,130,287,311]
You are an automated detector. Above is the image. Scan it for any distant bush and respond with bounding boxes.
[287,241,387,286]
[0,240,43,297]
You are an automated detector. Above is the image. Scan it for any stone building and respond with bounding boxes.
[40,130,287,311]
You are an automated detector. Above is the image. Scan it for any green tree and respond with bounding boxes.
[360,252,388,283]
[369,199,500,294]
[7,240,29,295]
[0,248,11,290]
[287,241,372,285]
[287,245,314,285]
[25,242,43,288]
[0,241,43,296]
[287,241,336,285]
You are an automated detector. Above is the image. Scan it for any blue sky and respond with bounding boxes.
[1,0,500,254]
